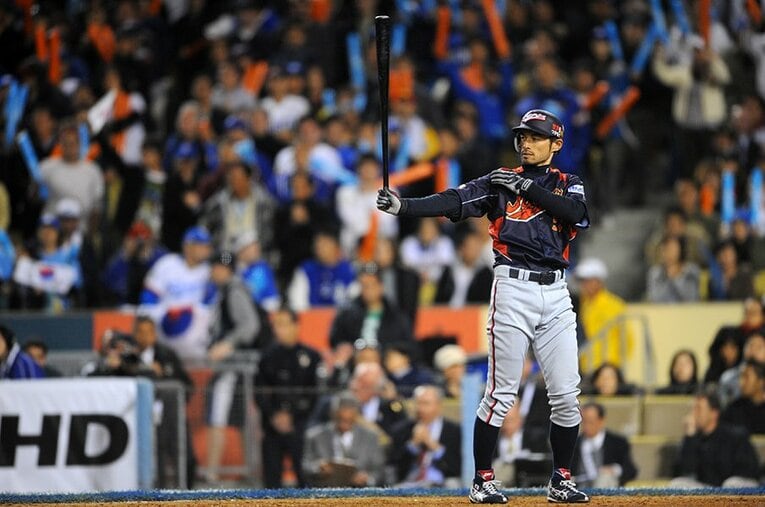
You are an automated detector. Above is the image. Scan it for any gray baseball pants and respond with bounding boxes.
[476,265,582,428]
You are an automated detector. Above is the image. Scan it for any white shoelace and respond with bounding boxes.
[483,480,503,494]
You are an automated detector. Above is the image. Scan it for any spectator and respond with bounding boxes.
[40,122,104,225]
[373,237,420,329]
[287,227,356,312]
[708,240,754,301]
[656,350,699,395]
[389,385,462,487]
[327,343,382,390]
[163,101,217,173]
[55,197,100,307]
[671,389,759,488]
[433,344,467,399]
[233,231,280,312]
[644,207,710,268]
[652,40,730,179]
[329,263,412,353]
[200,161,275,253]
[13,215,80,312]
[104,221,168,306]
[575,258,630,371]
[260,66,310,141]
[161,142,203,252]
[491,403,531,486]
[718,333,765,407]
[335,154,398,256]
[704,330,742,385]
[571,402,637,488]
[211,60,256,115]
[721,360,765,435]
[645,236,700,303]
[730,214,754,267]
[383,342,434,398]
[584,363,638,396]
[204,249,262,482]
[273,172,335,287]
[139,226,213,361]
[400,217,456,306]
[704,298,764,383]
[273,116,351,196]
[303,393,385,487]
[256,307,322,488]
[309,362,407,442]
[22,340,62,378]
[674,179,718,244]
[434,230,493,307]
[131,316,196,488]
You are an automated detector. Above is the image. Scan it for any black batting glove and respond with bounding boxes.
[490,168,532,194]
[377,188,402,215]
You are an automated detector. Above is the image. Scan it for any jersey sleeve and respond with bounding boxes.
[564,174,590,229]
[452,175,496,221]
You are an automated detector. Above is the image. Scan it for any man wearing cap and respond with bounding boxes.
[139,226,213,361]
[434,344,467,399]
[575,257,630,372]
[378,108,590,503]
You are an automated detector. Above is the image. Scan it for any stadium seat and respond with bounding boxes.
[584,395,642,437]
[641,395,694,438]
[628,435,681,481]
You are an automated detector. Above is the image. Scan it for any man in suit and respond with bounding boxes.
[303,392,385,487]
[571,402,637,488]
[721,359,765,435]
[389,385,462,487]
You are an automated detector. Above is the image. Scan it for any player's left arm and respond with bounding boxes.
[520,176,589,227]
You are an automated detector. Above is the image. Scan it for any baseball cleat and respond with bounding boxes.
[469,476,508,504]
[547,468,590,503]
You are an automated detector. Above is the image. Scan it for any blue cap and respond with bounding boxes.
[224,115,248,132]
[174,141,198,160]
[183,226,211,245]
[39,213,60,229]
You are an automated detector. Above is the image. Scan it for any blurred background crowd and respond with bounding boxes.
[1,0,765,491]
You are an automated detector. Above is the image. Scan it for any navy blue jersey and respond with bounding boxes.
[453,166,588,271]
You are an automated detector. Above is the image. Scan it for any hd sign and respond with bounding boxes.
[0,378,153,493]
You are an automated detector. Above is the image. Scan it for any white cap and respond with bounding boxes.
[55,198,82,219]
[433,344,467,372]
[574,258,608,280]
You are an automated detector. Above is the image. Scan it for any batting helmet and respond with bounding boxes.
[512,109,564,152]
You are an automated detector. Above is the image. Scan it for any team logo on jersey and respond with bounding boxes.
[505,197,544,222]
[521,111,547,123]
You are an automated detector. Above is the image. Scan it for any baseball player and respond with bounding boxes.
[377,109,590,504]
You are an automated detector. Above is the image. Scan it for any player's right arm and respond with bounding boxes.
[377,176,495,221]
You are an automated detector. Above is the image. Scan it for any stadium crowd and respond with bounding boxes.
[1,0,765,491]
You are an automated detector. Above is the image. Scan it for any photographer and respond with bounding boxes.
[85,317,195,487]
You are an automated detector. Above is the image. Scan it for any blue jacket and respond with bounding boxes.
[1,343,44,379]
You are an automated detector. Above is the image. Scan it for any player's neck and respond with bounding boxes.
[521,163,550,176]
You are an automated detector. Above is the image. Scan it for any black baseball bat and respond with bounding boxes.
[375,15,391,190]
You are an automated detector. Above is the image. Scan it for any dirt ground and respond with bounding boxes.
[6,496,765,506]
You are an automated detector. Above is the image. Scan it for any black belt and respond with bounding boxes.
[507,268,562,285]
